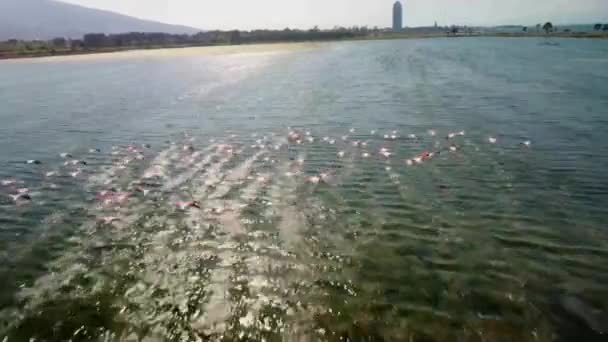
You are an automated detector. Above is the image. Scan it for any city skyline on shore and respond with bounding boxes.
[62,0,608,31]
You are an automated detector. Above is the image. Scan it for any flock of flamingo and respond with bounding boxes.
[1,127,531,217]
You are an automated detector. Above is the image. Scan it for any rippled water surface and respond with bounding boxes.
[1,38,608,341]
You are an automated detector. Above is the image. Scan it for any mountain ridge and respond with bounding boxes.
[0,0,202,40]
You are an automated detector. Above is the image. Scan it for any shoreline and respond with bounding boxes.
[1,32,607,61]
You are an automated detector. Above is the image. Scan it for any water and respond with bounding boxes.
[1,38,607,341]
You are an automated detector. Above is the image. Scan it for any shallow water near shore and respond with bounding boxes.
[1,37,608,341]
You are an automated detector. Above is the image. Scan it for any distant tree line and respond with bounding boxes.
[521,22,608,34]
[81,28,369,49]
[594,23,608,31]
[3,23,608,57]
[1,27,373,55]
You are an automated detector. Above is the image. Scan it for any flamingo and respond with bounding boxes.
[306,176,321,184]
[135,187,151,196]
[115,192,131,203]
[70,169,83,178]
[379,147,392,158]
[420,152,432,160]
[176,201,201,210]
[10,193,32,202]
[319,172,332,183]
[65,160,87,166]
[380,151,392,158]
[98,217,120,225]
[288,131,303,143]
[1,179,17,186]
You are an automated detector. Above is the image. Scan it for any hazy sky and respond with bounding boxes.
[62,0,608,30]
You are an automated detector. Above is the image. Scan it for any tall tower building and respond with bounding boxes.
[393,1,403,31]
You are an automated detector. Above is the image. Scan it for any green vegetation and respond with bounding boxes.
[2,25,608,60]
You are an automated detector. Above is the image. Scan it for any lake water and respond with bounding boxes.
[1,38,608,341]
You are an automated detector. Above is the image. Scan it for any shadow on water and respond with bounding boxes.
[6,290,126,341]
[549,295,607,342]
[0,207,89,310]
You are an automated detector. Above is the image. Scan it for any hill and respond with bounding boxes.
[0,0,201,40]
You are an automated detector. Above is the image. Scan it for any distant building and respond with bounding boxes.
[393,1,403,31]
[51,37,67,48]
[69,39,83,49]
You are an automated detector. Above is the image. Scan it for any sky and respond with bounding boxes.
[62,0,608,30]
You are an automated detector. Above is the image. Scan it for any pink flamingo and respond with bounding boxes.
[98,217,120,225]
[10,193,32,203]
[306,176,321,184]
[176,201,201,210]
[379,148,392,158]
[1,179,18,186]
